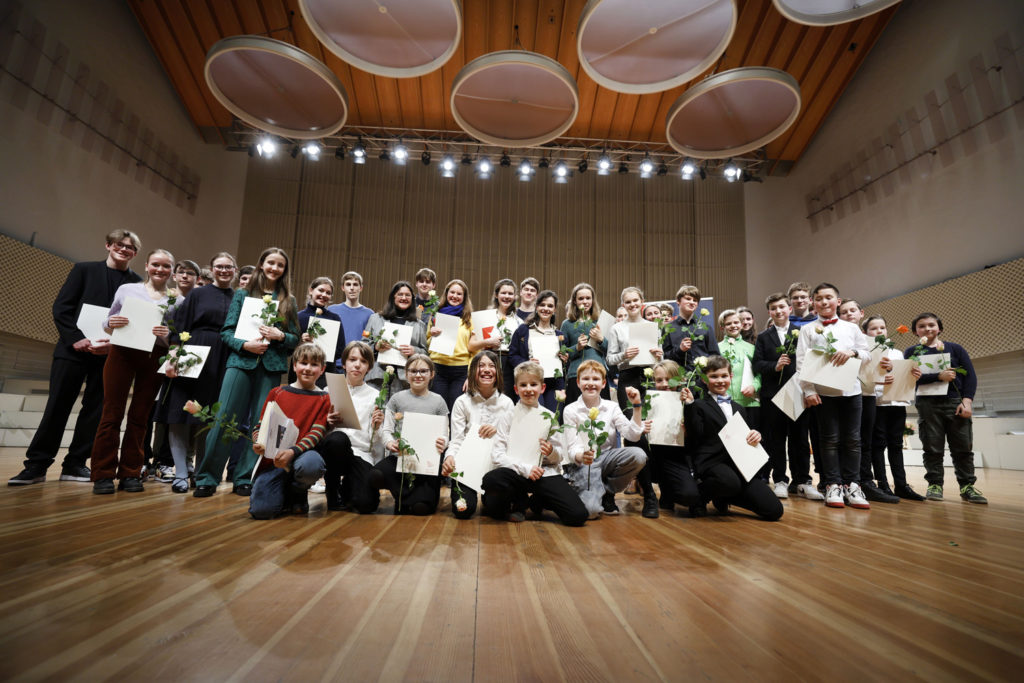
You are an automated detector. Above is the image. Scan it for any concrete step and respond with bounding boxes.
[22,394,82,413]
[2,379,52,394]
[0,411,79,430]
[0,394,25,411]
[0,428,72,448]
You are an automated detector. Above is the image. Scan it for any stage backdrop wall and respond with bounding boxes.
[236,155,747,319]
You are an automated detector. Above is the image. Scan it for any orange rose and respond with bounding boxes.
[896,324,910,334]
[362,330,370,338]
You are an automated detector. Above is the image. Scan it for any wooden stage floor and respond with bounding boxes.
[1,457,1022,682]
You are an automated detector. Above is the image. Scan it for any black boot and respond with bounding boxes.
[637,462,659,519]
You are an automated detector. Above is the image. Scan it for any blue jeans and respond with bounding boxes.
[248,451,326,519]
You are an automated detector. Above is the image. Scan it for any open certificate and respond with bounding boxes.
[882,358,917,403]
[376,322,413,367]
[158,345,211,378]
[590,310,617,350]
[109,297,163,352]
[647,390,684,447]
[76,304,110,342]
[324,373,361,430]
[718,411,769,482]
[397,413,447,476]
[252,401,299,477]
[471,309,499,341]
[428,313,461,356]
[626,320,659,366]
[234,296,269,341]
[915,353,952,396]
[505,408,551,469]
[308,316,341,363]
[529,331,562,378]
[451,426,496,493]
[771,374,805,422]
[800,349,861,393]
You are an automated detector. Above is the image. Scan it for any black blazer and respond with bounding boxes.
[753,324,799,401]
[52,260,141,363]
[662,315,720,371]
[684,396,747,476]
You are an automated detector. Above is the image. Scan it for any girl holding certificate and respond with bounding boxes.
[193,247,300,498]
[159,252,238,493]
[364,281,427,389]
[441,350,514,518]
[320,341,385,513]
[560,283,609,405]
[91,249,175,495]
[367,354,449,515]
[473,278,521,399]
[291,277,344,388]
[427,279,486,411]
[509,290,567,412]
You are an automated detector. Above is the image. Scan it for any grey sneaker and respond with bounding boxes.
[926,484,943,501]
[59,465,91,482]
[959,484,988,504]
[8,468,46,486]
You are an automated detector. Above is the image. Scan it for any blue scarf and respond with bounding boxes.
[439,303,464,318]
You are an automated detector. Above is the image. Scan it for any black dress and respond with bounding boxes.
[154,284,235,425]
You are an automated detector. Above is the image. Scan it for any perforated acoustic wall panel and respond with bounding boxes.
[0,235,70,345]
[236,156,748,318]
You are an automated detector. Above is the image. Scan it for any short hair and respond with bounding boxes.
[642,304,661,319]
[341,271,362,286]
[292,342,326,367]
[239,265,256,277]
[787,282,810,298]
[405,353,435,375]
[519,276,539,291]
[106,229,141,252]
[912,312,943,333]
[210,252,237,268]
[620,286,643,303]
[652,359,680,379]
[342,340,374,366]
[812,282,840,297]
[764,292,789,308]
[468,350,503,396]
[415,267,436,284]
[576,359,607,380]
[513,361,544,383]
[861,315,886,334]
[675,284,700,301]
[717,308,739,328]
[175,260,200,276]
[199,268,212,282]
[658,303,674,318]
[840,299,862,312]
[704,355,731,374]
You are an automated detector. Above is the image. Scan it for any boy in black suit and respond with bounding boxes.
[9,230,142,486]
[753,293,824,501]
[683,356,783,521]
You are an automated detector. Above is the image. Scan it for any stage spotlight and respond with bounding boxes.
[303,142,322,159]
[421,150,431,165]
[352,139,366,164]
[518,159,533,181]
[681,157,696,179]
[656,163,668,176]
[378,149,391,161]
[639,154,654,178]
[477,157,492,178]
[618,160,629,174]
[441,154,456,178]
[461,154,472,166]
[723,158,740,182]
[578,158,588,173]
[499,154,511,167]
[335,144,347,160]
[597,151,612,175]
[256,137,276,158]
[290,146,300,159]
[553,160,569,184]
[539,157,550,169]
[393,141,408,164]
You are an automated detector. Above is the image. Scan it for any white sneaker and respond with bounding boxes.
[798,480,825,501]
[844,482,871,509]
[772,481,789,499]
[825,484,845,508]
[309,478,326,494]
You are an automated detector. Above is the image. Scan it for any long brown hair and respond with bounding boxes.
[244,247,297,329]
[442,278,473,326]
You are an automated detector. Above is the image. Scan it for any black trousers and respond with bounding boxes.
[320,431,380,514]
[759,397,792,483]
[859,395,884,483]
[371,454,442,515]
[873,405,908,487]
[481,468,587,526]
[698,462,783,521]
[815,395,862,485]
[658,453,701,507]
[24,357,105,472]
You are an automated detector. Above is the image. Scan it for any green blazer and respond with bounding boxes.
[220,289,300,373]
[719,336,760,407]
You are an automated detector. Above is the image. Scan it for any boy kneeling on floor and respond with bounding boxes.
[249,343,332,519]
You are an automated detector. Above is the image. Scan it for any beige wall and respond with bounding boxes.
[0,0,247,267]
[238,155,747,316]
[745,0,1024,320]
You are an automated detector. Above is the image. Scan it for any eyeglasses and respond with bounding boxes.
[407,368,431,375]
[212,265,236,271]
[112,242,137,253]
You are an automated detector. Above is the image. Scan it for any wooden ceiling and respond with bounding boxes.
[128,0,898,174]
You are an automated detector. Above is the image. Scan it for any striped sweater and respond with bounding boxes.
[252,385,331,476]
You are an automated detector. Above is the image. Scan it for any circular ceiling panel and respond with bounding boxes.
[577,0,736,95]
[299,0,461,78]
[205,36,348,139]
[666,67,801,158]
[451,51,579,147]
[772,0,901,26]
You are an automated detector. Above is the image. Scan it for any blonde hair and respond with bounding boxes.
[513,361,544,383]
[292,342,326,367]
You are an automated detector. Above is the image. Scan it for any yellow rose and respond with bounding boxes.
[555,390,567,403]
[919,336,929,346]
[791,329,800,337]
[588,407,600,421]
[815,325,825,334]
[700,308,710,316]
[179,331,191,342]
[643,367,654,378]
[315,307,323,316]
[394,411,404,421]
[262,294,273,304]
[695,356,708,367]
[428,290,436,297]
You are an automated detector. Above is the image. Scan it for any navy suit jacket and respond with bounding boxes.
[753,324,799,401]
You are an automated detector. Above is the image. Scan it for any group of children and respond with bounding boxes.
[14,235,984,524]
